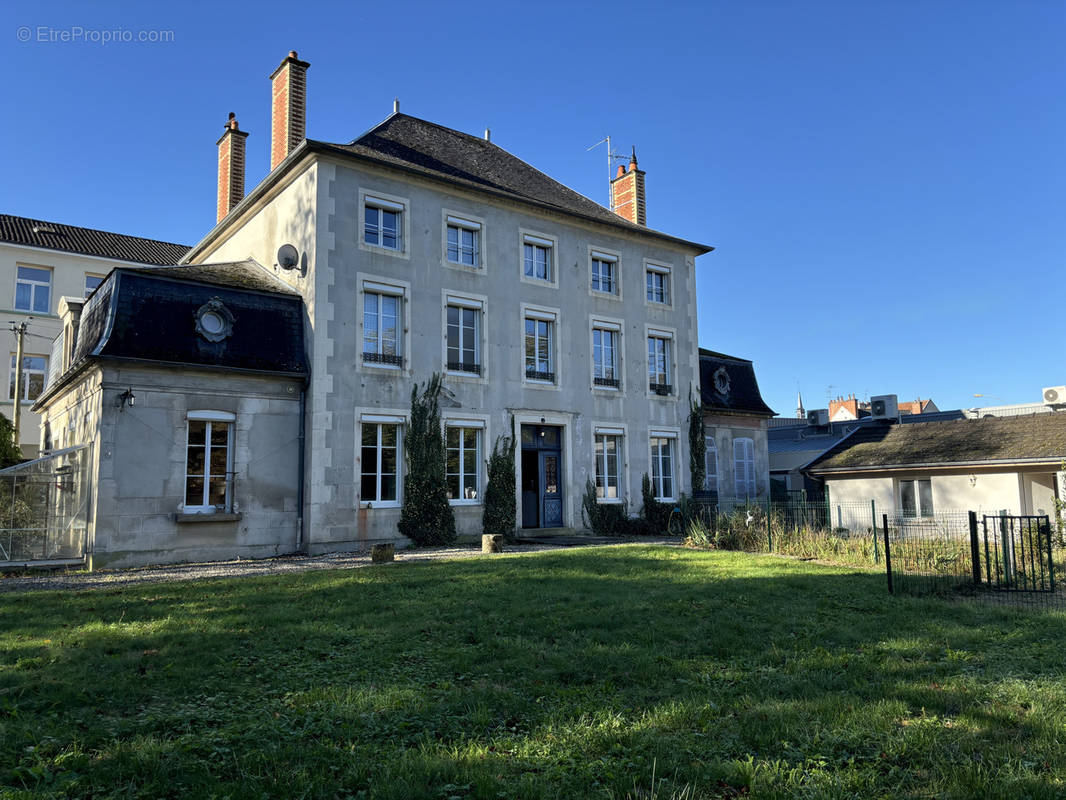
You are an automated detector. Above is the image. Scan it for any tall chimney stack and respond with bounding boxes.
[216,113,249,223]
[270,50,310,170]
[610,148,646,226]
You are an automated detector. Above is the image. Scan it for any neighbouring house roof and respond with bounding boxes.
[187,113,712,261]
[806,413,1066,474]
[36,265,307,409]
[0,213,189,266]
[898,398,937,415]
[699,349,775,418]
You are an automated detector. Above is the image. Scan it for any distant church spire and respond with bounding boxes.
[796,390,805,419]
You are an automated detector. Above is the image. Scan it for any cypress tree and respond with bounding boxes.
[398,374,456,546]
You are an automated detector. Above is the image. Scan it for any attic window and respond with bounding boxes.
[713,366,731,395]
[194,298,235,343]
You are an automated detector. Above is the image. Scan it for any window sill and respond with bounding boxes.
[596,498,624,505]
[174,512,243,524]
[360,502,400,510]
[449,500,482,507]
[520,275,558,289]
[361,241,406,257]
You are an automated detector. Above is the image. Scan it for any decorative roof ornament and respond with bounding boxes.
[713,366,731,396]
[194,297,235,343]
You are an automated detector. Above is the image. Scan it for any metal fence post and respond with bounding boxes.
[1046,519,1056,593]
[766,494,772,552]
[882,513,893,594]
[871,499,880,564]
[968,510,981,587]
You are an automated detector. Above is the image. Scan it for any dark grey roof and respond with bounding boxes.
[314,114,712,253]
[36,268,307,408]
[126,260,300,296]
[699,349,774,417]
[806,413,1066,473]
[0,214,189,266]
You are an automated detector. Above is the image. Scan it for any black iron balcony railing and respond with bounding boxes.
[526,368,555,383]
[363,352,404,367]
[594,377,620,388]
[650,382,673,395]
[447,361,482,375]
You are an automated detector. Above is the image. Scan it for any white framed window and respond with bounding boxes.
[446,297,482,375]
[647,334,672,394]
[360,420,401,505]
[900,478,934,518]
[704,434,718,494]
[446,424,482,502]
[592,323,620,389]
[364,197,403,251]
[523,306,557,384]
[520,232,556,285]
[15,266,51,313]
[446,216,480,267]
[184,411,235,513]
[594,431,622,500]
[362,281,405,367]
[591,251,617,294]
[8,354,47,402]
[525,318,554,382]
[645,263,670,305]
[84,273,105,298]
[650,434,676,501]
[734,437,756,500]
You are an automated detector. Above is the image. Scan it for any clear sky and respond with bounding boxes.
[4,0,1063,417]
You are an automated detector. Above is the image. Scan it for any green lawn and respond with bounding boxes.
[2,546,1064,799]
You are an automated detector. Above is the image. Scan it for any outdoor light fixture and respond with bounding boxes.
[117,388,136,410]
[969,474,977,487]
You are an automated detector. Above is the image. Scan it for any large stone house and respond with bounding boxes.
[35,51,714,565]
[0,215,188,456]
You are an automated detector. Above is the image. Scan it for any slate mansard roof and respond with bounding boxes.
[36,263,307,408]
[806,413,1066,474]
[0,214,190,266]
[699,349,775,418]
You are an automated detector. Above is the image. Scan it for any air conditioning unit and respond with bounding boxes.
[870,394,898,420]
[807,409,828,426]
[1043,386,1066,405]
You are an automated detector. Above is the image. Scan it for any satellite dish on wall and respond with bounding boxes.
[277,244,299,270]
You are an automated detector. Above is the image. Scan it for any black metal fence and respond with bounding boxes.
[883,511,1064,612]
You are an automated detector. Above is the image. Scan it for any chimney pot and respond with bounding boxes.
[615,164,626,178]
[270,50,310,171]
[484,128,490,141]
[393,98,400,114]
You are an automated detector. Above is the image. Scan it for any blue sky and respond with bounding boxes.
[4,0,1063,416]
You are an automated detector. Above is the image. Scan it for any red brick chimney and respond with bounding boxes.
[270,50,310,170]
[610,148,646,226]
[216,113,249,223]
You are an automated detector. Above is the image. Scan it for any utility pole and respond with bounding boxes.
[11,321,25,448]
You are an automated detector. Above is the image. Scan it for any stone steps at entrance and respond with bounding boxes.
[513,527,620,546]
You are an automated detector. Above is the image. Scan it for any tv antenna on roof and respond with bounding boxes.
[586,135,629,211]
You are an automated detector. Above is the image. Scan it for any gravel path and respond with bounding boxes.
[0,538,679,593]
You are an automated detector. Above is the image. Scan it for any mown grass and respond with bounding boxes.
[1,546,1065,799]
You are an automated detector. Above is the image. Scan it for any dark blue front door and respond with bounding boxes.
[540,450,562,527]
